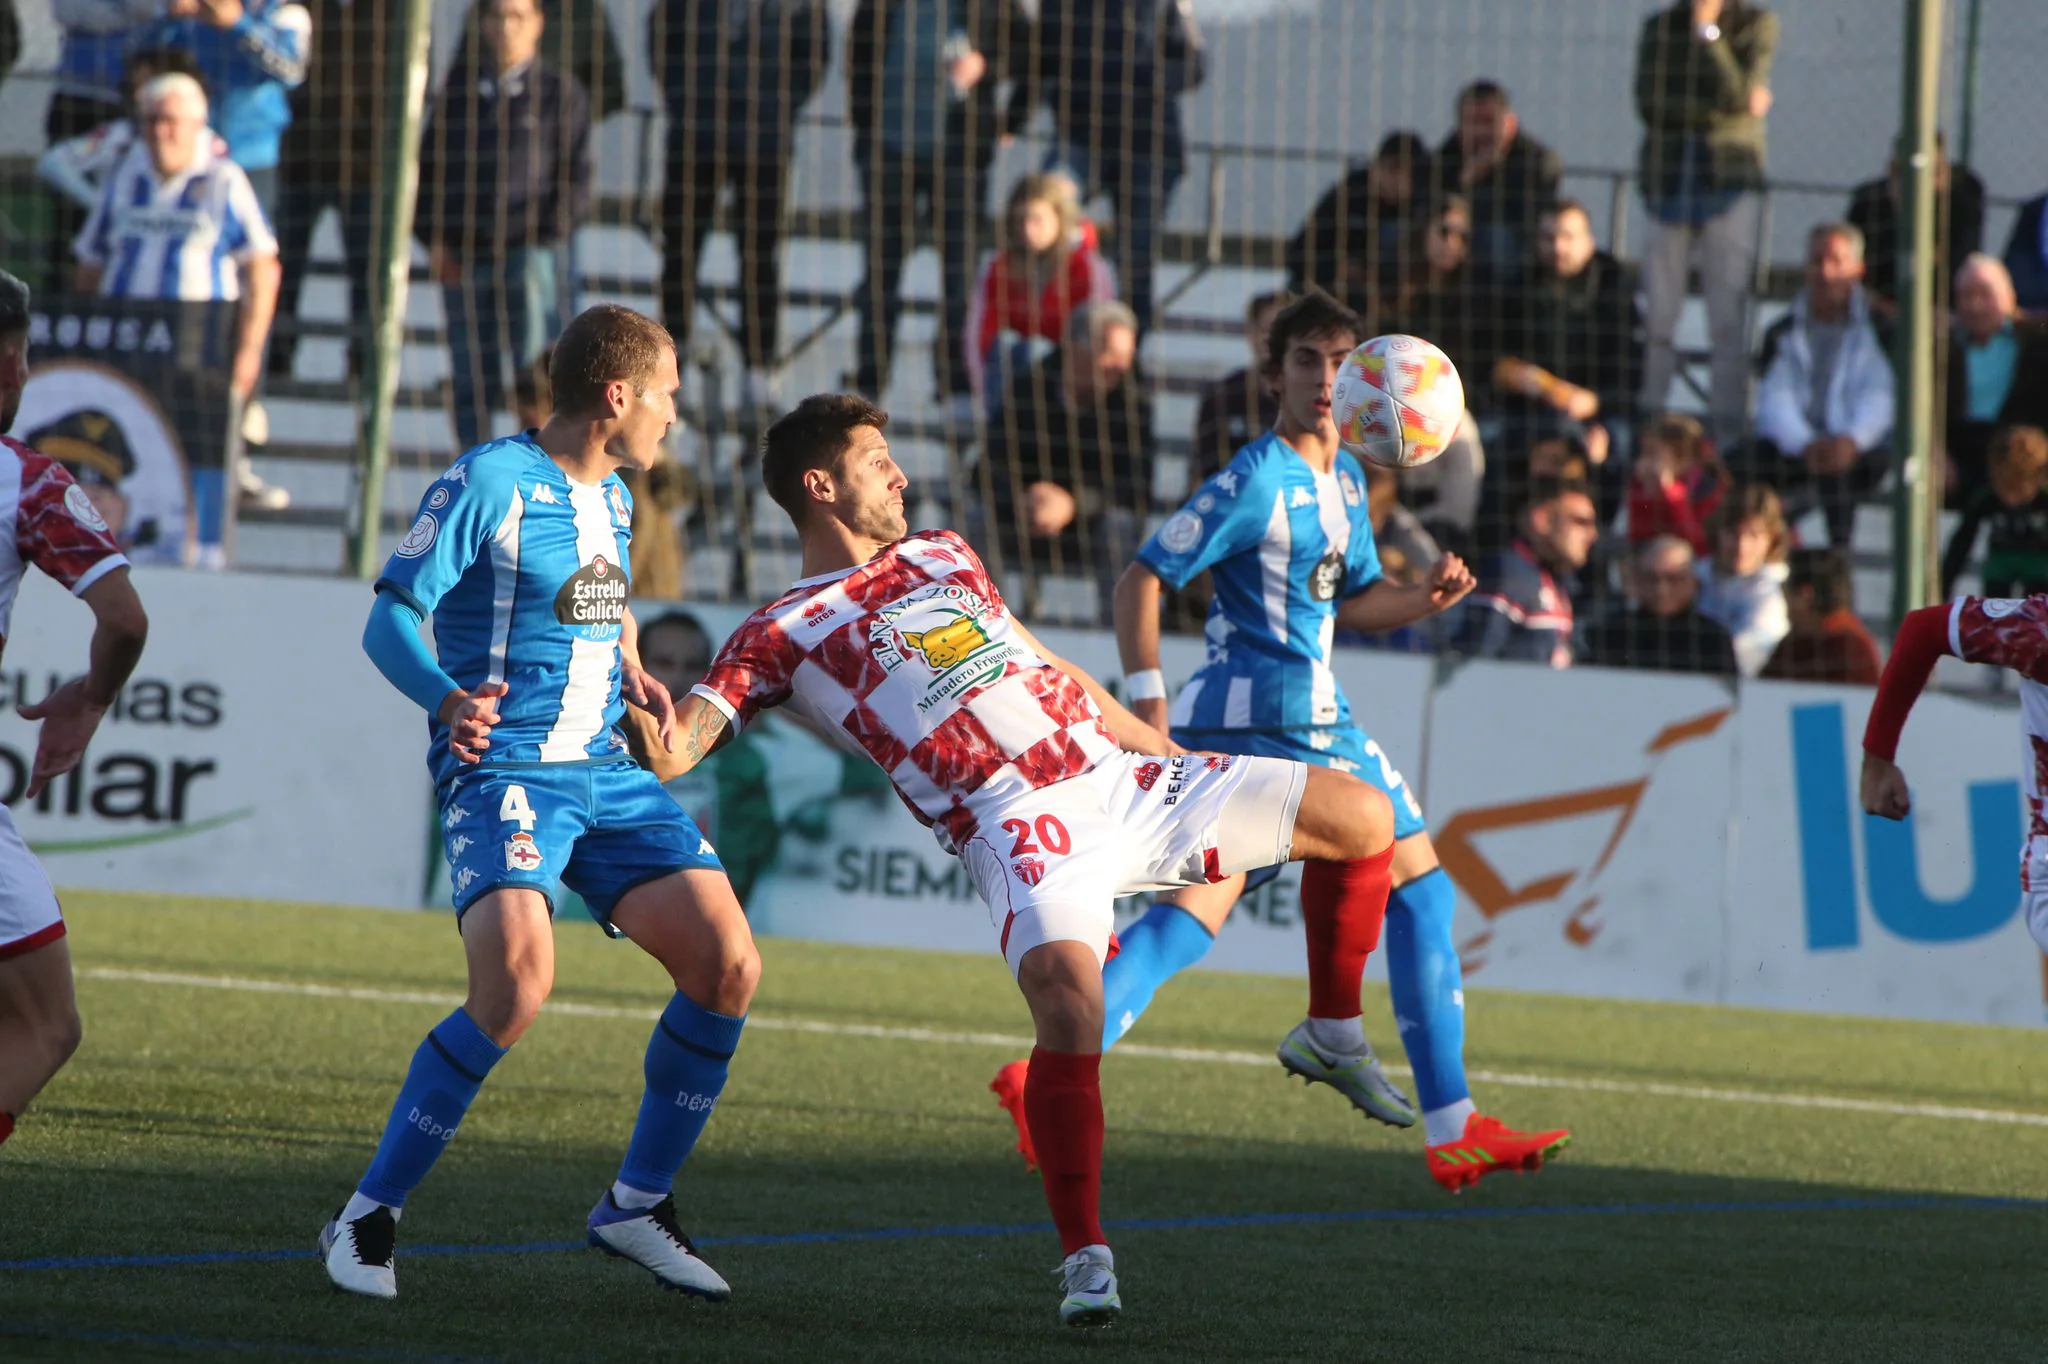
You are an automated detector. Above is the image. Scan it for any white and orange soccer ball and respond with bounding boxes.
[1330,334,1465,469]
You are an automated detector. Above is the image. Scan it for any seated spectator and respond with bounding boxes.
[1693,483,1789,676]
[1379,197,1488,547]
[1192,289,1283,470]
[1627,412,1727,555]
[419,0,590,453]
[1580,535,1738,676]
[1939,424,2048,599]
[979,300,1152,621]
[1457,475,1598,668]
[1490,199,1642,462]
[1744,220,1894,550]
[132,0,310,214]
[1760,547,1881,684]
[966,173,1115,410]
[1944,254,2048,498]
[2000,186,2048,315]
[1431,80,1560,284]
[1846,135,1984,321]
[38,47,215,212]
[1285,130,1431,315]
[75,72,284,538]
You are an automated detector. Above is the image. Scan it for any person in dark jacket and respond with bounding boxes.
[1191,289,1282,472]
[1944,253,2048,499]
[1036,0,1204,338]
[650,0,828,406]
[848,0,1034,404]
[2002,191,2048,315]
[1458,475,1599,669]
[1284,130,1431,317]
[1634,0,1776,443]
[418,0,589,452]
[1845,138,1984,322]
[1580,534,1738,676]
[1430,80,1560,286]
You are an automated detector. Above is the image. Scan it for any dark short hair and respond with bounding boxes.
[760,394,890,527]
[1244,289,1287,326]
[0,269,28,341]
[126,45,206,99]
[1544,197,1591,226]
[1264,289,1361,374]
[1519,474,1592,522]
[1373,130,1431,170]
[1458,79,1510,111]
[548,305,672,417]
[1786,547,1854,617]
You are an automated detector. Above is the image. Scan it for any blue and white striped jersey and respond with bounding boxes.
[377,434,638,786]
[74,139,276,302]
[1136,431,1381,733]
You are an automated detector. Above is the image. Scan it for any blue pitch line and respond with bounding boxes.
[0,1322,499,1364]
[4,1194,2040,1274]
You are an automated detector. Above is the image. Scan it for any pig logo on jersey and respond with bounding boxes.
[1309,549,1345,601]
[1013,856,1047,887]
[870,584,1024,712]
[554,555,628,639]
[901,613,991,670]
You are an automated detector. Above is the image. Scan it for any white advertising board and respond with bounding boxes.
[6,567,434,909]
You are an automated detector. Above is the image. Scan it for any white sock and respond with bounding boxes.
[611,1180,666,1211]
[340,1191,397,1224]
[1305,1015,1366,1055]
[1424,1099,1477,1146]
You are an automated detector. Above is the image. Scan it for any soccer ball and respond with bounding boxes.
[1330,334,1465,469]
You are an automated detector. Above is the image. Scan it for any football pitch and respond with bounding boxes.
[4,895,2047,1363]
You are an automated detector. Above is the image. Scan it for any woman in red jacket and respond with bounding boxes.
[966,172,1117,409]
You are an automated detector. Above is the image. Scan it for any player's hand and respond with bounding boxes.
[1562,385,1600,423]
[622,664,676,753]
[1424,552,1476,610]
[440,681,508,764]
[16,679,111,801]
[1860,753,1911,820]
[1132,696,1170,736]
[1747,86,1773,119]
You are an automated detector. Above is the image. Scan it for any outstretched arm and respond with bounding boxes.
[1859,603,1954,819]
[660,691,738,779]
[1010,617,1176,756]
[1336,552,1476,634]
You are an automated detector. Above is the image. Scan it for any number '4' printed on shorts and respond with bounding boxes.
[499,785,538,831]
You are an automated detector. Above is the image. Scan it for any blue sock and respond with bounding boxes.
[1384,869,1470,1112]
[616,992,746,1196]
[1101,902,1217,1049]
[358,1008,507,1208]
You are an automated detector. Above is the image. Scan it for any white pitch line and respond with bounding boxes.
[79,966,2048,1129]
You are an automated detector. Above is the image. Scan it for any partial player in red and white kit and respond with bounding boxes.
[663,395,1397,1329]
[0,269,150,1152]
[1863,594,2048,949]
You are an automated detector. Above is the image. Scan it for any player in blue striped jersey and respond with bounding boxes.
[319,306,753,1301]
[1093,293,1568,1189]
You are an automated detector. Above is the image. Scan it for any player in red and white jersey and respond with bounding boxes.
[666,395,1398,1329]
[0,269,151,1154]
[1864,593,2048,947]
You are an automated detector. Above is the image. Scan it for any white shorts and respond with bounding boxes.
[0,805,64,961]
[959,751,1308,977]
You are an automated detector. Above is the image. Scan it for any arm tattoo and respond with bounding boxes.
[675,700,733,770]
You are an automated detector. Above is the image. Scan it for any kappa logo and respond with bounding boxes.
[1214,471,1240,497]
[504,832,543,872]
[1328,756,1359,775]
[1290,486,1317,509]
[448,834,473,858]
[1013,856,1047,887]
[444,463,469,486]
[1134,761,1163,791]
[443,805,471,830]
[1308,730,1334,751]
[453,866,478,895]
[699,837,716,855]
[530,483,560,505]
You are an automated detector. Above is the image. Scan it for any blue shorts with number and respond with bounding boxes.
[1172,724,1426,893]
[438,759,723,933]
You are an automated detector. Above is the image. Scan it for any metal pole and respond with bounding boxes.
[1956,0,1983,167]
[1891,0,1944,629]
[351,0,435,579]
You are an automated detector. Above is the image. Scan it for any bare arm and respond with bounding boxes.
[1010,615,1175,756]
[232,252,280,399]
[663,691,739,778]
[1111,561,1170,733]
[1335,553,1475,635]
[16,567,149,799]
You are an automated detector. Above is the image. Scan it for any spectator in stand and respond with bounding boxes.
[1490,198,1642,475]
[651,0,829,408]
[75,72,284,552]
[1634,0,1776,445]
[1846,136,1984,322]
[418,0,590,453]
[978,300,1152,620]
[1944,254,2048,500]
[1379,196,1487,549]
[2003,187,2048,315]
[1760,547,1880,684]
[1580,535,1738,676]
[1746,221,1894,551]
[851,0,1034,408]
[132,0,311,215]
[1627,412,1726,555]
[44,0,165,289]
[1458,475,1598,668]
[1036,0,1206,337]
[0,1,16,103]
[1430,80,1560,286]
[1285,130,1432,317]
[270,0,392,382]
[1192,290,1283,471]
[1939,425,2048,600]
[467,0,627,122]
[1693,483,1789,676]
[38,47,215,213]
[964,172,1115,412]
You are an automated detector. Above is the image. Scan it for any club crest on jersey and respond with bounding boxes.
[1338,470,1363,507]
[902,612,991,670]
[504,833,543,872]
[554,555,628,640]
[606,483,631,528]
[1134,761,1163,791]
[1309,549,1345,602]
[396,511,438,558]
[1012,856,1047,887]
[63,482,109,532]
[1157,510,1203,554]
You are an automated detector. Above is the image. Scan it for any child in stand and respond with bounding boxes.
[1939,424,2048,599]
[965,172,1116,411]
[1694,483,1791,677]
[1627,412,1726,556]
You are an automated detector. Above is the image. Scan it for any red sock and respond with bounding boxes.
[1299,844,1396,1019]
[1023,1046,1106,1255]
[0,1111,13,1147]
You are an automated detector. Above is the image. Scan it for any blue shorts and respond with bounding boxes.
[439,760,723,934]
[1172,724,1426,893]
